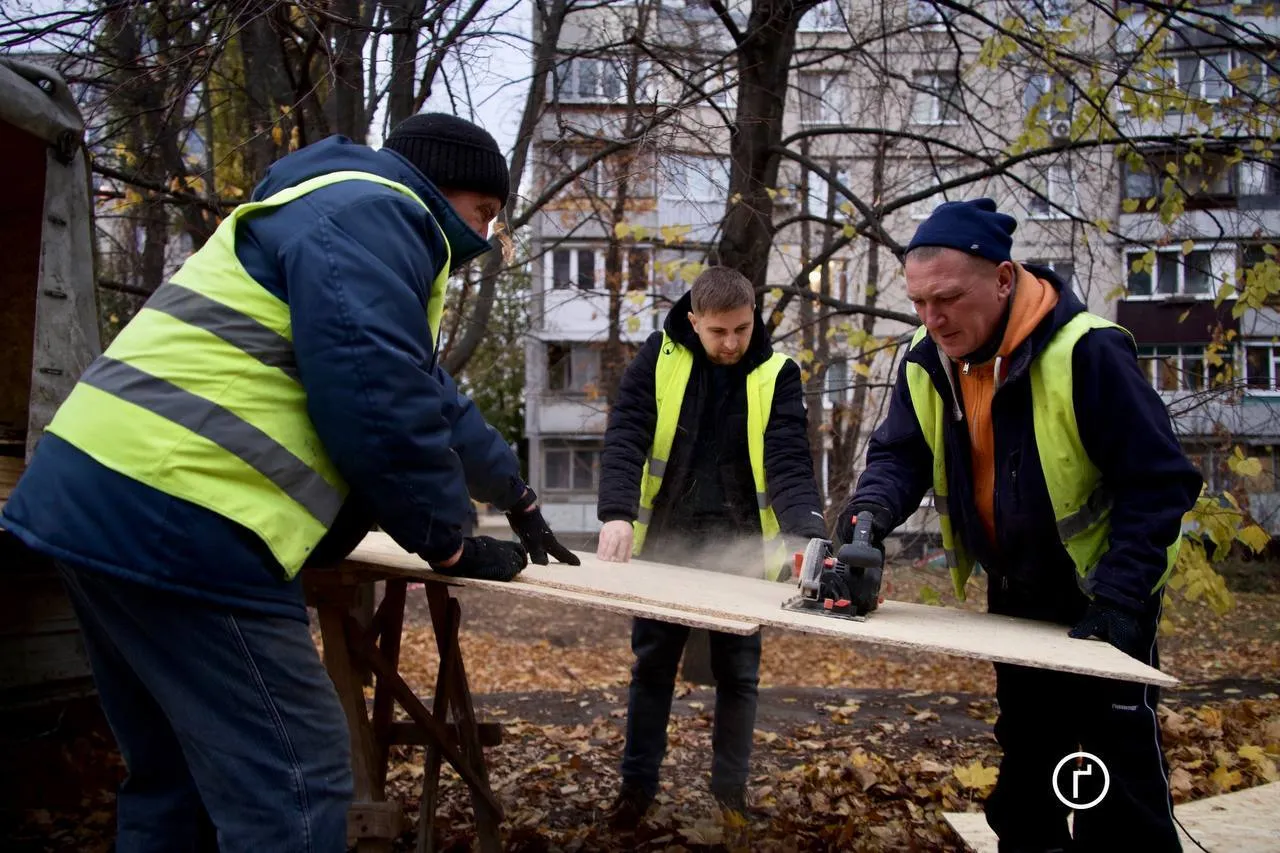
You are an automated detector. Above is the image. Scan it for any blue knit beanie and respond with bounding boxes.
[905,197,1018,264]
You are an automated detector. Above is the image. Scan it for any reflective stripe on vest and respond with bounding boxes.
[905,312,1180,601]
[46,170,452,577]
[632,333,791,579]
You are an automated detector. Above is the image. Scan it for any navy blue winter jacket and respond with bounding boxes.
[844,266,1202,620]
[1,136,526,619]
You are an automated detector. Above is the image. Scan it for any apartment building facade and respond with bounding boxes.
[523,0,1280,540]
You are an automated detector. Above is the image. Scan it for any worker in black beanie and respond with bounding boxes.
[383,112,511,208]
[7,110,576,850]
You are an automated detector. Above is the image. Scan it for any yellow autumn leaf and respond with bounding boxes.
[953,760,999,790]
[679,262,705,284]
[853,362,872,377]
[1181,239,1195,255]
[271,125,283,147]
[1239,524,1270,554]
[1227,451,1263,478]
[1122,198,1140,213]
[1210,764,1243,793]
[614,222,633,240]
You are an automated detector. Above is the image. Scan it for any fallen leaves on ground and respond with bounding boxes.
[388,693,1280,852]
[10,572,1279,852]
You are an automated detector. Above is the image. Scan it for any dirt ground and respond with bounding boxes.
[3,564,1279,852]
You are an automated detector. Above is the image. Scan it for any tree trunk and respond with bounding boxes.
[714,0,815,295]
[326,0,370,140]
[386,0,426,128]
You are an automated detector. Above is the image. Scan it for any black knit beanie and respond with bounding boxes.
[905,197,1018,265]
[383,113,510,204]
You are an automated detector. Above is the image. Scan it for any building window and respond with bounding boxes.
[1028,163,1078,218]
[800,0,845,30]
[798,72,848,126]
[662,155,729,203]
[553,57,623,103]
[1122,150,1236,209]
[1025,258,1077,295]
[1018,0,1071,24]
[550,248,598,290]
[1024,73,1073,131]
[805,165,852,218]
[908,0,960,28]
[1243,343,1280,394]
[824,360,850,405]
[911,72,960,125]
[546,343,602,394]
[1174,52,1233,103]
[1136,345,1209,393]
[1125,248,1215,298]
[543,441,603,493]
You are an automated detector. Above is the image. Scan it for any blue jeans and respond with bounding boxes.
[57,562,353,852]
[620,618,762,799]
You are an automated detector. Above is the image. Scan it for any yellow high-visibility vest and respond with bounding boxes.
[905,312,1179,600]
[633,333,791,579]
[46,170,451,577]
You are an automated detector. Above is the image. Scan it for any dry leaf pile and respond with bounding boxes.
[6,572,1278,852]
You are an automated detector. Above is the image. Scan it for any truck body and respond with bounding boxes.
[0,57,102,707]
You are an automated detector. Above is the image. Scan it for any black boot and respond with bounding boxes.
[607,781,654,831]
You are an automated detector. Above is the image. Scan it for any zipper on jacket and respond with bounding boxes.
[939,358,964,422]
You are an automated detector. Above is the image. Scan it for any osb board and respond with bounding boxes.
[944,781,1280,852]
[347,533,1175,687]
[343,534,758,636]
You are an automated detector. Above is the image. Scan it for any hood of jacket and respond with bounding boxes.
[250,135,493,267]
[661,290,775,373]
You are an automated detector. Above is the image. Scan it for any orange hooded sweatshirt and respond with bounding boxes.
[955,264,1059,545]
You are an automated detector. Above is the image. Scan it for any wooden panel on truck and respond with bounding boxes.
[0,119,45,456]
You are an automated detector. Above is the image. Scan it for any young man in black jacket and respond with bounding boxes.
[595,267,828,827]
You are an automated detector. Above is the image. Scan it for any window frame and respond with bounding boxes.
[1124,247,1219,300]
[910,71,961,126]
[541,440,605,494]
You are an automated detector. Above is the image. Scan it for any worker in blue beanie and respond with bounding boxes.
[839,197,1200,851]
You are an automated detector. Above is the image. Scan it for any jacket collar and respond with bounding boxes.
[662,290,775,373]
[377,148,493,268]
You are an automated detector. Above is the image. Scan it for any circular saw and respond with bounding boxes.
[782,511,885,621]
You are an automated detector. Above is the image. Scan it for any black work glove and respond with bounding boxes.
[1068,598,1146,661]
[505,489,581,566]
[430,536,528,582]
[836,502,892,552]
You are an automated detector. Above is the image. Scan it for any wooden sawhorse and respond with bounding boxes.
[304,567,503,852]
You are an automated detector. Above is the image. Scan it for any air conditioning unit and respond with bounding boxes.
[1049,119,1071,140]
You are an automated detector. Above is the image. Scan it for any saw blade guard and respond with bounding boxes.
[797,537,830,598]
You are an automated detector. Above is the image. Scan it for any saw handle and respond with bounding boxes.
[850,510,876,547]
